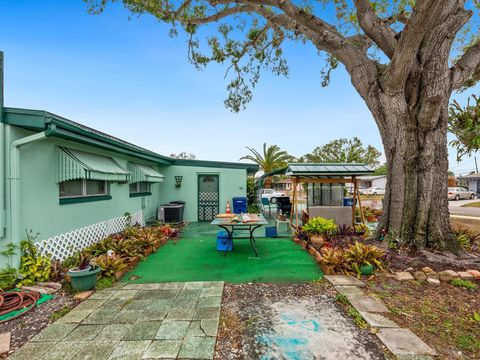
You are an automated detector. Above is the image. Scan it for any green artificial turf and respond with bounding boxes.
[123,236,323,283]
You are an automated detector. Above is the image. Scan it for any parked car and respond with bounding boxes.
[347,186,368,195]
[365,187,386,196]
[261,188,286,202]
[448,187,476,200]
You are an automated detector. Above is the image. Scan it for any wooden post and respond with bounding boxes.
[352,176,356,226]
[356,186,366,224]
[295,177,300,228]
[290,177,296,224]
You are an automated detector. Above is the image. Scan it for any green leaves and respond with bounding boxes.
[449,95,480,161]
[303,217,337,235]
[240,143,292,173]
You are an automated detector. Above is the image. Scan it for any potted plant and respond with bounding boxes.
[363,207,377,222]
[67,255,101,291]
[302,217,337,246]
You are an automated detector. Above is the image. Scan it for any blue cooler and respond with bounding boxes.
[232,197,248,214]
[216,231,233,251]
[343,197,354,206]
[265,226,278,238]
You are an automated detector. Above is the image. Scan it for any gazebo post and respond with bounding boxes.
[290,177,296,225]
[352,176,356,226]
[295,177,300,228]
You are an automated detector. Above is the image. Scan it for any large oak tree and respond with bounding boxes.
[87,0,480,248]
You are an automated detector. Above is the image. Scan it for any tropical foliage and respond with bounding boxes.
[240,143,292,173]
[449,95,480,161]
[301,138,382,168]
[302,217,337,236]
[18,232,51,286]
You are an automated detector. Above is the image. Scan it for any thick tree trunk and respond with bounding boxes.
[370,93,455,249]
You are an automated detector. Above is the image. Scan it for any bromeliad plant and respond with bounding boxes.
[91,254,129,279]
[343,242,386,278]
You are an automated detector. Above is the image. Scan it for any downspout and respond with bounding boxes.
[0,51,5,238]
[9,124,56,250]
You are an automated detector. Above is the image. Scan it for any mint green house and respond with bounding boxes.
[0,52,257,267]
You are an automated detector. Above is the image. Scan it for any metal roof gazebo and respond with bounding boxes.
[285,163,375,227]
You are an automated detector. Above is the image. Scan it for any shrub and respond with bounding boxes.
[18,231,51,286]
[451,278,477,289]
[452,225,479,251]
[319,247,347,275]
[303,217,337,236]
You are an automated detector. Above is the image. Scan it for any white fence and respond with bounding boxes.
[35,210,144,261]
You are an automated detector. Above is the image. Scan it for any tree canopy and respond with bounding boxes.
[86,0,480,112]
[301,137,381,167]
[449,95,480,161]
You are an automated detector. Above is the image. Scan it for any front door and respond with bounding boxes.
[198,175,219,221]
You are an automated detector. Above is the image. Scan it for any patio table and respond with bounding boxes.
[210,214,268,257]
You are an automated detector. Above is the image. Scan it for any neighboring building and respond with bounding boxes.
[0,53,257,267]
[459,173,480,193]
[273,179,293,192]
[357,175,387,189]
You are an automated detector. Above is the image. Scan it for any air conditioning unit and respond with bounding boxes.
[158,202,185,223]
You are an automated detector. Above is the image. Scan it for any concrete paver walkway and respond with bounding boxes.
[10,281,223,360]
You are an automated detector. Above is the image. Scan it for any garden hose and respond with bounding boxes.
[0,290,40,322]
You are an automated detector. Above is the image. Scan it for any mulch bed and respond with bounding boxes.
[366,275,480,359]
[0,290,78,358]
[215,282,386,359]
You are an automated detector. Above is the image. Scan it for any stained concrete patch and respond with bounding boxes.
[376,328,437,356]
[346,295,389,313]
[123,321,162,341]
[242,297,384,360]
[63,324,104,342]
[325,275,365,287]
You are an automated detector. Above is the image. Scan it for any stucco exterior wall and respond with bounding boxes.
[0,124,249,267]
[157,165,247,222]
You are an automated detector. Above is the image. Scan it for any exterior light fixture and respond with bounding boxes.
[175,176,183,188]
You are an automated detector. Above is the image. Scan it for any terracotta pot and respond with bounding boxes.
[143,247,153,257]
[309,235,325,246]
[366,215,377,222]
[160,238,168,245]
[152,241,161,249]
[292,237,302,244]
[129,256,140,267]
[114,269,128,281]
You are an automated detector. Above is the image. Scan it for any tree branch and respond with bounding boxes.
[451,42,480,90]
[353,0,397,58]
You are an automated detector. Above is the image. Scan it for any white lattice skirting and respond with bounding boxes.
[35,210,144,261]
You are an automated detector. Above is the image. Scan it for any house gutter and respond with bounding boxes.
[0,51,5,238]
[9,124,56,249]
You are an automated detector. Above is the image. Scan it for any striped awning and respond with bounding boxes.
[128,163,164,183]
[286,163,374,177]
[57,147,130,183]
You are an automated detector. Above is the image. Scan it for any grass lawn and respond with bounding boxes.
[122,236,323,283]
[367,275,480,359]
[461,201,480,208]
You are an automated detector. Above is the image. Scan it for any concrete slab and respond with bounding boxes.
[142,340,182,359]
[41,341,86,360]
[123,321,162,341]
[376,328,437,356]
[193,306,221,320]
[334,286,364,296]
[113,310,145,324]
[197,296,222,308]
[83,308,119,324]
[183,281,204,290]
[8,342,52,360]
[89,290,117,300]
[57,309,93,323]
[72,341,118,360]
[200,287,223,297]
[358,311,399,328]
[0,332,10,355]
[97,324,133,341]
[178,336,216,360]
[200,320,220,337]
[155,320,191,340]
[325,275,365,287]
[31,323,78,342]
[107,340,151,360]
[63,324,104,342]
[143,309,169,321]
[164,307,195,320]
[346,295,389,313]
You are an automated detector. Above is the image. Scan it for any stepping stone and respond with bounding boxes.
[7,342,52,360]
[0,333,10,355]
[73,341,117,360]
[74,291,93,301]
[63,324,104,342]
[143,340,182,359]
[376,328,437,356]
[413,271,427,281]
[335,286,364,296]
[346,295,389,313]
[41,341,86,360]
[457,271,474,280]
[325,275,364,287]
[358,311,399,328]
[155,320,191,340]
[395,272,414,281]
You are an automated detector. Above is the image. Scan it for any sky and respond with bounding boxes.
[0,0,478,175]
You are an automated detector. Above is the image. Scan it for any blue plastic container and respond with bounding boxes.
[343,197,354,206]
[232,197,248,214]
[265,226,278,238]
[216,231,233,251]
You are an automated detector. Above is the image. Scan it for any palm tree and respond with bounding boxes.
[240,143,292,187]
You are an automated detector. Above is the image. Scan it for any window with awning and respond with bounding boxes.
[128,162,164,183]
[57,147,130,183]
